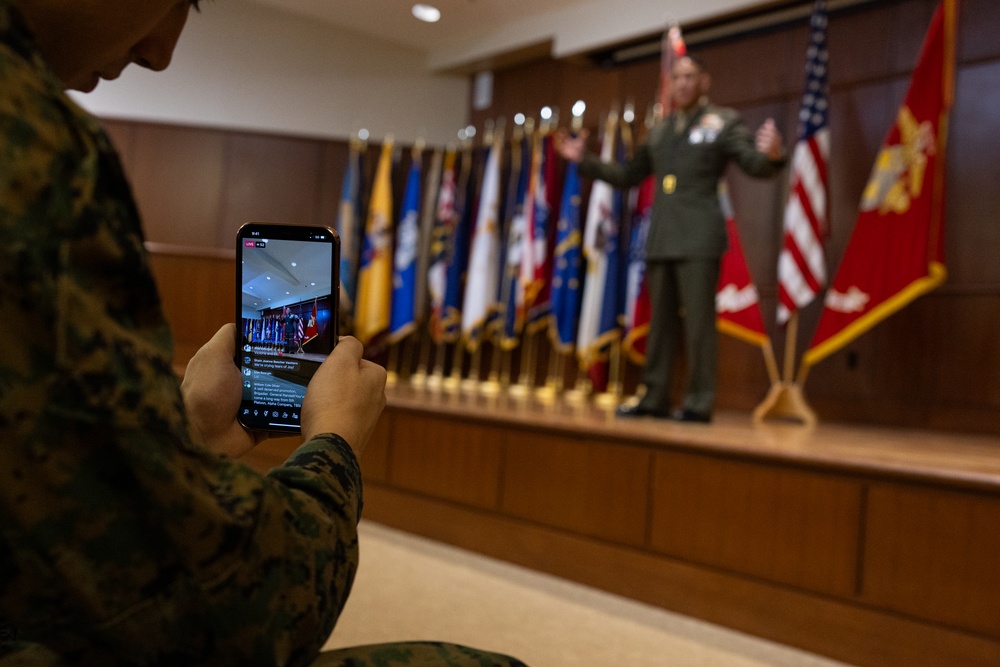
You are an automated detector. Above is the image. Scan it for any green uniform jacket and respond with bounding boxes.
[580,103,786,260]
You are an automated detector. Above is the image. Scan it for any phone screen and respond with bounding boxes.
[236,223,340,433]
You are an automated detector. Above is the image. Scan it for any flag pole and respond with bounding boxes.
[761,339,781,385]
[509,332,535,398]
[594,339,624,407]
[753,312,816,426]
[783,312,799,383]
[397,335,414,383]
[410,328,431,387]
[535,341,560,403]
[796,356,812,386]
[426,341,446,390]
[529,332,548,398]
[461,342,481,392]
[555,352,567,393]
[481,340,502,396]
[444,342,464,391]
[563,367,590,404]
[385,342,400,385]
[499,348,513,389]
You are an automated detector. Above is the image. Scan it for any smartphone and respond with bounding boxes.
[236,222,340,434]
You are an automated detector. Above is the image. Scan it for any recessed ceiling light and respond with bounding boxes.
[412,4,441,23]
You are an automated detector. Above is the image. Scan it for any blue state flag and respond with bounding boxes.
[389,156,422,342]
[497,134,531,350]
[440,148,477,343]
[577,116,619,368]
[336,143,363,315]
[548,161,583,352]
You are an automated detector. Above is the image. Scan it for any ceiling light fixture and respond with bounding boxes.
[412,4,441,23]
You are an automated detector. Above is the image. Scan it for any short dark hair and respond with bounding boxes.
[677,54,707,72]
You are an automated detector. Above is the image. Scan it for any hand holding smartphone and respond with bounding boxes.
[236,223,340,433]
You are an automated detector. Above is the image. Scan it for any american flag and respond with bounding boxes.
[776,0,830,325]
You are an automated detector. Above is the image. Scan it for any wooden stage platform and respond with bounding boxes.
[242,383,1000,667]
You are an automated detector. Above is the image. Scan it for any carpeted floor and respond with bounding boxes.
[323,521,853,666]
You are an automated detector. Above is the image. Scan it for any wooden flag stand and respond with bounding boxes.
[753,312,817,427]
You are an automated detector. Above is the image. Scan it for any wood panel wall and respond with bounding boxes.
[107,0,1000,436]
[238,402,1000,666]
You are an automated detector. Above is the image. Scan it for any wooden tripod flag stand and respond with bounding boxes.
[753,312,817,427]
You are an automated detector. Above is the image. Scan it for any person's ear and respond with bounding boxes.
[700,72,712,94]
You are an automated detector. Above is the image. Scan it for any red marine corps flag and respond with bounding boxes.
[305,299,318,340]
[801,0,956,374]
[715,184,770,350]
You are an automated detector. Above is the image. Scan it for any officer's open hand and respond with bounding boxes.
[755,118,785,161]
[553,127,588,163]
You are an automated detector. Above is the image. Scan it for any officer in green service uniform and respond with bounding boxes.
[556,55,786,422]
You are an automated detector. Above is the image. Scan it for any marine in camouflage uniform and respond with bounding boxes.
[0,2,523,665]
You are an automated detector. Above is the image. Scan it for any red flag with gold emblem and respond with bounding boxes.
[802,0,955,370]
[715,183,769,348]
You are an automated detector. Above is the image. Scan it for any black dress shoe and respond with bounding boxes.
[671,408,712,423]
[615,403,670,419]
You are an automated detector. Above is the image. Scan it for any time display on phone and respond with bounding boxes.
[236,223,339,433]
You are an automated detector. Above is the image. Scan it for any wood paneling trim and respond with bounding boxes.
[363,484,1000,667]
[147,253,233,351]
[360,412,392,483]
[385,389,1000,489]
[387,413,503,510]
[650,451,862,597]
[862,482,1000,638]
[501,432,651,546]
[145,242,235,260]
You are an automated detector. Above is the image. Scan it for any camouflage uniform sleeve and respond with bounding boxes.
[0,8,363,664]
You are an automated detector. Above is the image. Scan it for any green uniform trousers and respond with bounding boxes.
[641,258,721,415]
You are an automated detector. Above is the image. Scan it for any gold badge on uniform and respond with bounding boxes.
[662,174,676,194]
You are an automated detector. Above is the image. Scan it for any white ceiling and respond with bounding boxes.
[241,238,334,314]
[241,0,766,72]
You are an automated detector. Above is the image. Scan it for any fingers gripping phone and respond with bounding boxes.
[236,223,340,433]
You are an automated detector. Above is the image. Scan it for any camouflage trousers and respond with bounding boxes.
[311,641,528,666]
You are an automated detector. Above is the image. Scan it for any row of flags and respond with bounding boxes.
[334,0,956,388]
[243,302,319,347]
